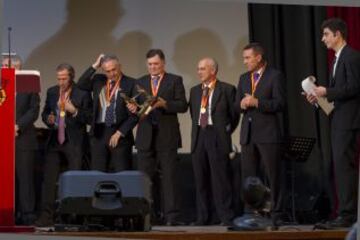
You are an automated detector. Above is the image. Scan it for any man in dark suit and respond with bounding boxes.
[189,57,239,226]
[306,18,360,228]
[77,54,137,172]
[128,49,187,225]
[2,55,40,225]
[35,63,92,226]
[234,43,286,220]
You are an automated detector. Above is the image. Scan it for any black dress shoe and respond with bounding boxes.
[314,216,354,229]
[220,220,233,226]
[327,216,355,228]
[190,220,208,226]
[165,221,185,226]
[34,213,54,227]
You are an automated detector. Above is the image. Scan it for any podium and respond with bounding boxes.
[0,68,40,232]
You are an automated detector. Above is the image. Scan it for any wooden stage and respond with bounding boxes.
[33,225,349,240]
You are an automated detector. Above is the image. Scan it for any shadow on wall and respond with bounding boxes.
[25,0,152,103]
[172,28,247,151]
[172,28,247,89]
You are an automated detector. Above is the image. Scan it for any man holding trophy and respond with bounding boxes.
[128,49,187,226]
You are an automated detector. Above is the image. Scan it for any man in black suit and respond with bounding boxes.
[235,43,286,219]
[128,49,187,225]
[189,57,239,226]
[77,54,137,172]
[35,63,92,226]
[2,55,40,225]
[305,18,360,228]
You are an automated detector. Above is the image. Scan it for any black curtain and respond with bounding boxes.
[248,3,334,219]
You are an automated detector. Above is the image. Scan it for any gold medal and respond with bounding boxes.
[60,111,66,117]
[200,107,206,114]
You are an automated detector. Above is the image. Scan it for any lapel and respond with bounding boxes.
[193,85,202,122]
[211,80,221,112]
[143,75,152,96]
[115,76,127,112]
[156,73,169,97]
[333,45,347,85]
[253,67,268,97]
[53,86,60,110]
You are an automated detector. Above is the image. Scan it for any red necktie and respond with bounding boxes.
[58,112,65,145]
[199,87,210,128]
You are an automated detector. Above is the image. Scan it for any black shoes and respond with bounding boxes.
[314,216,355,229]
[165,220,186,226]
[34,213,54,227]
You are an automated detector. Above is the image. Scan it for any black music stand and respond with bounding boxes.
[284,136,316,223]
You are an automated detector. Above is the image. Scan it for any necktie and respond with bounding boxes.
[105,81,116,127]
[57,110,65,145]
[200,87,210,128]
[254,72,260,83]
[152,75,160,89]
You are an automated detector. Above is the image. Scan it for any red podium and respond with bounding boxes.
[0,68,39,232]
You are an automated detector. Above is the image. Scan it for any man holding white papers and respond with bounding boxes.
[304,18,360,228]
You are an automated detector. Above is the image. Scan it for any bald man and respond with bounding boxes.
[189,57,239,226]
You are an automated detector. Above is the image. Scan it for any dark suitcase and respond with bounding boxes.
[56,170,151,231]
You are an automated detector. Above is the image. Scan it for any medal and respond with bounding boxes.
[200,107,206,114]
[60,111,65,117]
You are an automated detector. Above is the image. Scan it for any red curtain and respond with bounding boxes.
[327,7,360,51]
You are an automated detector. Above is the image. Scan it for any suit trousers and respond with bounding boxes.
[91,124,132,172]
[241,142,282,213]
[40,142,82,215]
[331,129,360,218]
[137,132,180,222]
[15,148,36,214]
[192,126,234,223]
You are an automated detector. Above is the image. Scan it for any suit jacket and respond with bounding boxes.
[235,67,286,145]
[135,73,187,151]
[189,80,239,154]
[77,67,138,143]
[41,84,92,148]
[326,45,360,131]
[16,92,40,150]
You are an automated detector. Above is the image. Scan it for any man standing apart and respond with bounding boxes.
[2,55,40,225]
[305,18,360,228]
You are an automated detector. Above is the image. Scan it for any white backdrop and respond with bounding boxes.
[2,0,360,152]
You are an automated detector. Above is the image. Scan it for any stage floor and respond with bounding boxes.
[29,225,349,240]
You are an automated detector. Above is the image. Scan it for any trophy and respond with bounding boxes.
[120,84,158,119]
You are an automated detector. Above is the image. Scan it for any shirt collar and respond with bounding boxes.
[335,43,346,58]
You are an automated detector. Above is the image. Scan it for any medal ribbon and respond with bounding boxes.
[201,80,216,109]
[151,74,164,96]
[59,87,72,115]
[106,78,120,104]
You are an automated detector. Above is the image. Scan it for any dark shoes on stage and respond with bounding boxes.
[16,212,37,226]
[165,220,186,226]
[190,219,233,226]
[314,216,355,229]
[34,213,54,227]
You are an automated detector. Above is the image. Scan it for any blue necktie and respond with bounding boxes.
[105,81,116,127]
[152,75,160,92]
[254,72,260,84]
